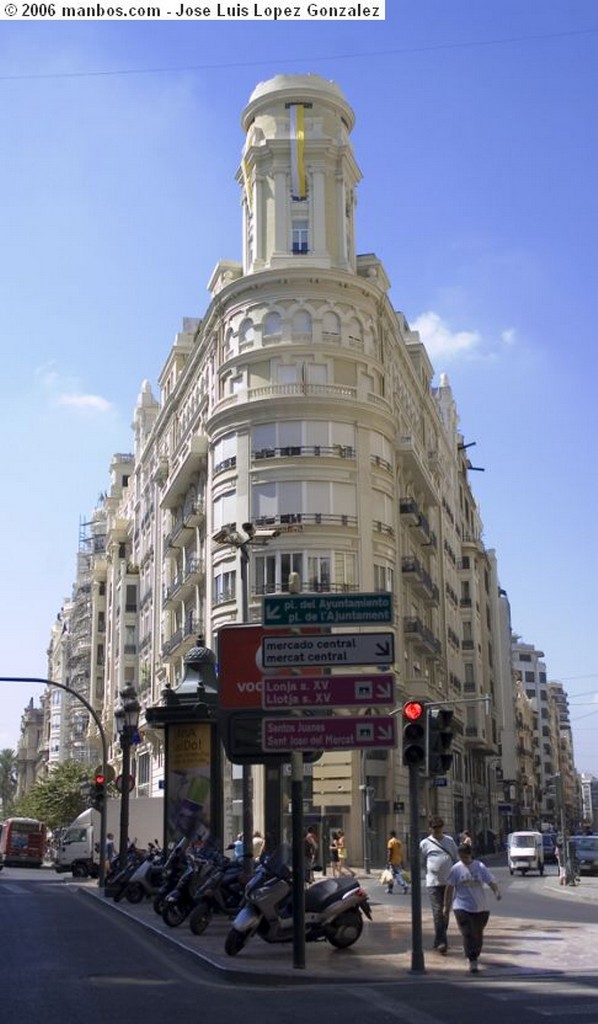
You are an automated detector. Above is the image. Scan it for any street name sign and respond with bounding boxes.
[262,715,397,752]
[262,592,393,627]
[262,673,395,709]
[261,632,394,669]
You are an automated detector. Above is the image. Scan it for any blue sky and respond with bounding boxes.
[1,3,597,773]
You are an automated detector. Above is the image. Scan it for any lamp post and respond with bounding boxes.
[212,521,279,872]
[114,685,140,867]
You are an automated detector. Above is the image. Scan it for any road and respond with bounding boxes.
[1,865,597,1024]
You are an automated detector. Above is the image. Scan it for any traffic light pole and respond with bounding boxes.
[408,762,425,973]
[0,676,108,888]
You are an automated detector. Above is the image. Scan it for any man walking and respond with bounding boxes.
[420,816,459,953]
[386,830,409,894]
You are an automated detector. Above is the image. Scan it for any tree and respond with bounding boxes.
[0,748,17,817]
[12,761,90,830]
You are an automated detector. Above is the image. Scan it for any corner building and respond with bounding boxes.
[117,75,502,861]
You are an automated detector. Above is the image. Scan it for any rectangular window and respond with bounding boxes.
[292,219,309,254]
[214,571,236,604]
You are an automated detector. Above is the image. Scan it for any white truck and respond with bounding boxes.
[507,830,545,876]
[54,797,164,878]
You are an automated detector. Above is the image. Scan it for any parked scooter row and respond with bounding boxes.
[108,839,373,957]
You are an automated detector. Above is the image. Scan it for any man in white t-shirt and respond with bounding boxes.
[443,843,501,973]
[419,816,459,953]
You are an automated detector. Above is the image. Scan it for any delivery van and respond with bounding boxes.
[508,830,544,875]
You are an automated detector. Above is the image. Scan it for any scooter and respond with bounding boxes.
[152,839,190,916]
[162,848,219,928]
[224,844,372,956]
[187,852,249,935]
[122,843,164,904]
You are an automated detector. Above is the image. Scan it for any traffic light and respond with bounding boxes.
[91,771,106,811]
[427,708,454,775]
[402,700,426,766]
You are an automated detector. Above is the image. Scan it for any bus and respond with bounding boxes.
[0,817,47,868]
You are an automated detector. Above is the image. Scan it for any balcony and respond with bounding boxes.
[253,444,356,461]
[254,512,358,529]
[161,616,202,660]
[396,436,437,503]
[162,559,204,607]
[403,616,442,657]
[401,556,439,603]
[160,434,208,509]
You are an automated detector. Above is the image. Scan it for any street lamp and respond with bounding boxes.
[114,684,141,868]
[213,521,280,870]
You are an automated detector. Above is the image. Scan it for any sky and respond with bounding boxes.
[1,2,597,773]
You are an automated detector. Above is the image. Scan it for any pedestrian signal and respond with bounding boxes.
[402,700,426,767]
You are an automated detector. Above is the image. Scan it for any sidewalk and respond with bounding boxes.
[78,869,598,985]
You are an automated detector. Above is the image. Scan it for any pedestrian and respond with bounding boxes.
[329,830,340,877]
[443,842,502,973]
[419,816,459,953]
[304,826,319,883]
[252,830,265,862]
[233,833,244,860]
[460,829,472,848]
[336,829,355,877]
[555,842,567,885]
[104,832,116,876]
[386,830,409,894]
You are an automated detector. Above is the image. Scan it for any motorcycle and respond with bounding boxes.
[224,844,372,956]
[162,848,219,928]
[187,852,249,935]
[152,839,191,916]
[122,843,164,904]
[110,846,145,903]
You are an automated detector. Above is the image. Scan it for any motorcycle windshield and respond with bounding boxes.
[262,843,292,880]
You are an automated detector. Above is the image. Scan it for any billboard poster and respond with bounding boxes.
[166,723,212,847]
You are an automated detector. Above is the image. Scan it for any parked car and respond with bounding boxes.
[542,833,558,864]
[569,835,598,875]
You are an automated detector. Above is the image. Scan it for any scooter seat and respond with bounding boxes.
[305,877,358,912]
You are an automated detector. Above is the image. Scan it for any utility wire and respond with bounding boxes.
[0,26,597,82]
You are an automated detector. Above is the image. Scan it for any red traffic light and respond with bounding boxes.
[94,773,106,786]
[403,700,425,722]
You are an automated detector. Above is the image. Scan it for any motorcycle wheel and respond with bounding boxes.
[162,901,188,928]
[125,882,145,904]
[224,928,249,956]
[325,909,363,949]
[189,902,213,936]
[153,895,166,916]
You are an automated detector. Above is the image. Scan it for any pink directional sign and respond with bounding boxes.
[262,674,395,710]
[262,716,397,752]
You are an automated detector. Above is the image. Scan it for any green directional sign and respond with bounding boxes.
[262,592,393,627]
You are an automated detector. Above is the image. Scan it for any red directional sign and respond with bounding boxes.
[262,674,395,710]
[218,624,323,709]
[262,715,397,752]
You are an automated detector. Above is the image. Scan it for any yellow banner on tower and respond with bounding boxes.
[290,104,306,199]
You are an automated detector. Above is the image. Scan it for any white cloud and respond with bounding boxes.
[35,363,113,414]
[412,311,482,360]
[501,327,517,346]
[57,393,113,413]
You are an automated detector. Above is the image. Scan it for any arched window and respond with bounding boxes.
[292,310,312,339]
[239,319,255,347]
[348,317,363,349]
[322,311,341,342]
[263,312,282,337]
